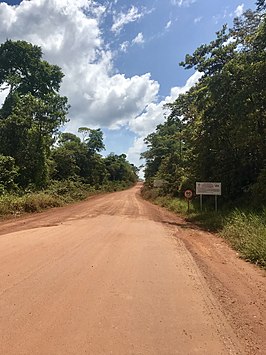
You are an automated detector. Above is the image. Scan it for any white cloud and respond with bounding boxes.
[234,4,244,17]
[171,0,196,7]
[119,33,144,53]
[127,136,146,169]
[165,20,172,30]
[120,41,129,52]
[0,86,8,108]
[111,5,144,34]
[127,71,203,169]
[129,71,203,137]
[132,32,144,45]
[194,16,202,24]
[0,0,159,133]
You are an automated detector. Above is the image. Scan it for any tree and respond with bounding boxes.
[143,7,266,202]
[0,40,63,110]
[0,155,18,193]
[51,129,108,184]
[0,40,69,188]
[257,0,266,10]
[84,128,105,154]
[51,133,85,180]
[104,153,138,183]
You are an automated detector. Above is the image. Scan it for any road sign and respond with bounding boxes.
[184,189,193,199]
[153,179,166,188]
[196,182,221,196]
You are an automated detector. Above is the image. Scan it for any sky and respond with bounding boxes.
[0,0,257,172]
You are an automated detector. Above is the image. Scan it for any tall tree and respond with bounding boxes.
[0,40,69,187]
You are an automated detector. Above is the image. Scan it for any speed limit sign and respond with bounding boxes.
[184,189,193,199]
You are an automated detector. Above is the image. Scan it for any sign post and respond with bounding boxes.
[196,182,221,212]
[184,189,193,213]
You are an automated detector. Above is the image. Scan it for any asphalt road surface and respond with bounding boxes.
[0,184,265,354]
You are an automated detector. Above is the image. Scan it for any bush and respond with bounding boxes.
[222,209,266,267]
[0,179,136,218]
[249,168,266,206]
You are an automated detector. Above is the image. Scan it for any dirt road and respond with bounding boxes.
[0,184,265,354]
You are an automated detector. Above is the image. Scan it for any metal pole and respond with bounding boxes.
[200,194,203,212]
[215,195,218,212]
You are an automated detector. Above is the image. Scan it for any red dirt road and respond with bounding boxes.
[0,184,265,354]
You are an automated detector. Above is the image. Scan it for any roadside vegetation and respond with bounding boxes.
[0,40,138,217]
[0,180,134,218]
[141,1,266,268]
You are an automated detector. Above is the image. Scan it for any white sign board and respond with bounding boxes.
[153,179,166,188]
[196,182,221,196]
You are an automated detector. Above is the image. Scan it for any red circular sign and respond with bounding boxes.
[184,190,193,199]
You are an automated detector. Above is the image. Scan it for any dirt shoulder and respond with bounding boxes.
[138,195,266,354]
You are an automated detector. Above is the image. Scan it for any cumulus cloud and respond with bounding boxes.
[234,4,244,17]
[0,0,159,132]
[127,71,203,168]
[129,71,203,137]
[111,5,144,34]
[132,32,144,45]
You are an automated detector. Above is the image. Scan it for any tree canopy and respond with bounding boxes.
[142,4,266,204]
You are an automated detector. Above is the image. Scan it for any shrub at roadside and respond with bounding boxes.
[0,193,62,216]
[0,180,135,218]
[222,210,266,268]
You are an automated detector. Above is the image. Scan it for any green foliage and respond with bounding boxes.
[104,153,138,183]
[85,128,105,154]
[249,168,266,205]
[222,209,266,267]
[0,155,18,193]
[51,129,138,187]
[256,0,266,10]
[0,40,63,103]
[0,192,63,216]
[143,8,266,204]
[187,211,226,231]
[51,133,85,180]
[155,195,195,214]
[0,40,69,188]
[0,179,136,218]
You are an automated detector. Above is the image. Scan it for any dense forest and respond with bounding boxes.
[142,1,266,207]
[0,40,138,196]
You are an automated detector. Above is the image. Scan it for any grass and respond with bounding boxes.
[154,196,196,214]
[222,209,266,268]
[0,180,135,218]
[0,193,63,216]
[142,188,266,268]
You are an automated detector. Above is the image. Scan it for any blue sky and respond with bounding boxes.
[0,0,256,168]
